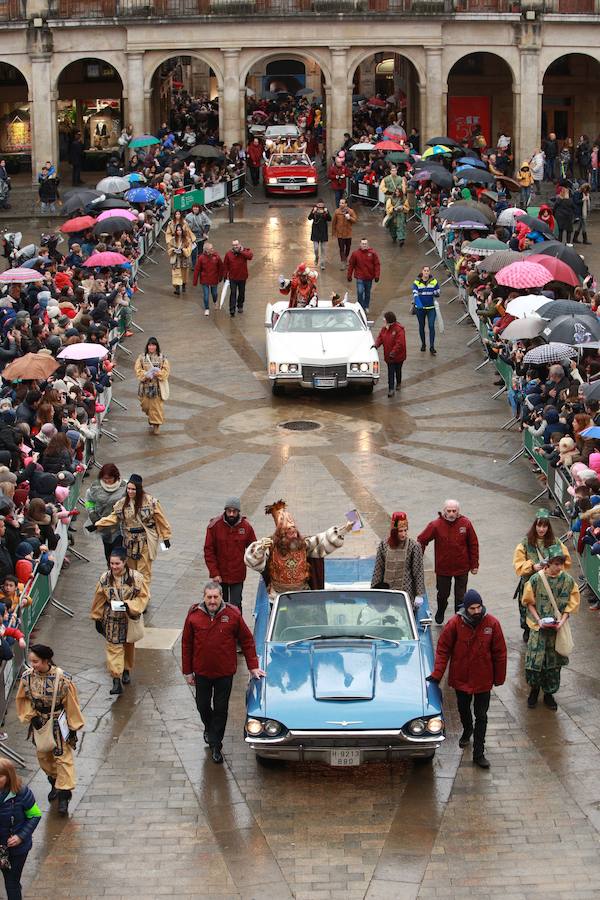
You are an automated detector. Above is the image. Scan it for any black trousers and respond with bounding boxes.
[386,362,403,391]
[71,163,82,186]
[195,674,233,749]
[229,279,246,313]
[222,582,243,611]
[2,851,28,900]
[455,689,490,758]
[436,573,469,614]
[249,165,260,186]
[337,237,352,261]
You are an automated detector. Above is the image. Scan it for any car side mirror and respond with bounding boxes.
[367,319,374,326]
[265,322,272,329]
[419,616,433,631]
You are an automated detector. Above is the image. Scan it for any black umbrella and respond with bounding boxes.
[426,136,461,148]
[460,199,497,224]
[92,217,134,236]
[543,314,600,345]
[428,168,454,189]
[534,241,589,278]
[182,144,225,159]
[90,197,131,212]
[456,167,496,184]
[520,214,554,238]
[61,190,104,217]
[536,300,597,320]
[438,205,490,225]
[413,158,445,170]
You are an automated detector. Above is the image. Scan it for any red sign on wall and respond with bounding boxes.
[447,96,491,145]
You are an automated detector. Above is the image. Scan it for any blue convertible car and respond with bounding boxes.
[245,558,444,766]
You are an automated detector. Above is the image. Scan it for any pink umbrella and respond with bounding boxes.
[526,254,580,288]
[97,209,138,223]
[57,343,109,360]
[495,261,552,290]
[83,252,128,268]
[0,267,44,283]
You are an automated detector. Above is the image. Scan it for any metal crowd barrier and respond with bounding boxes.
[346,177,384,210]
[172,173,247,213]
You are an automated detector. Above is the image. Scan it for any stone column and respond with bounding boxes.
[516,49,542,166]
[126,51,145,133]
[328,46,350,159]
[222,48,242,146]
[424,47,444,139]
[30,53,57,179]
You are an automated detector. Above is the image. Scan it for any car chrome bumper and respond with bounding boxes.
[246,730,444,761]
[269,375,378,389]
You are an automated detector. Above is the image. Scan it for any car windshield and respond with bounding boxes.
[274,309,365,333]
[269,154,311,167]
[270,591,415,643]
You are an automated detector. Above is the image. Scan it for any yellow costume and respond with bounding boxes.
[95,493,171,587]
[91,568,149,678]
[134,351,170,429]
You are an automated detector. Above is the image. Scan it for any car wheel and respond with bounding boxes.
[359,383,374,395]
[272,380,284,397]
[414,751,435,764]
[256,754,286,768]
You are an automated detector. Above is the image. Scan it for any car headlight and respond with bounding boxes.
[349,362,371,373]
[426,716,444,734]
[268,177,278,185]
[373,361,379,375]
[269,362,276,376]
[306,177,316,184]
[264,719,283,736]
[278,363,298,374]
[408,718,426,735]
[246,718,264,735]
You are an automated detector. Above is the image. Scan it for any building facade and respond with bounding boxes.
[2,0,600,175]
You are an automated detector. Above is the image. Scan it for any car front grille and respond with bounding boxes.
[277,177,309,184]
[302,364,347,381]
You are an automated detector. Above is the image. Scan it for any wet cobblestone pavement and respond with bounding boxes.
[5,191,600,898]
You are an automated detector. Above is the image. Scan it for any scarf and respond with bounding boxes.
[100,478,122,493]
[458,605,487,628]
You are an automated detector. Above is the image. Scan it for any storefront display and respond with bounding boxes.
[0,106,31,153]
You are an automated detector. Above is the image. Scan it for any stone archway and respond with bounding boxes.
[446,52,514,152]
[148,55,220,140]
[349,51,422,147]
[541,52,600,154]
[0,62,31,173]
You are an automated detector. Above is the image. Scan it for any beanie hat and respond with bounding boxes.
[15,541,33,559]
[0,467,16,485]
[462,589,483,609]
[224,497,241,512]
[52,379,68,393]
[47,307,60,319]
[129,473,143,485]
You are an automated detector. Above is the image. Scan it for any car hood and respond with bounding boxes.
[269,332,373,365]
[262,640,434,730]
[264,164,316,176]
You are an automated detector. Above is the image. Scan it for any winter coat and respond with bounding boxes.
[331,207,357,239]
[553,197,576,230]
[347,247,380,282]
[327,164,350,191]
[223,248,253,281]
[193,251,224,286]
[84,479,127,543]
[181,602,259,678]
[375,322,406,363]
[41,449,74,475]
[429,611,507,694]
[308,209,331,243]
[0,786,41,855]
[417,514,479,577]
[203,514,257,584]
[247,143,264,167]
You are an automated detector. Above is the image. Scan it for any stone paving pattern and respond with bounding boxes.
[3,190,600,898]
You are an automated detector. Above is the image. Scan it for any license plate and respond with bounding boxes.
[284,184,302,190]
[314,377,336,388]
[331,748,361,767]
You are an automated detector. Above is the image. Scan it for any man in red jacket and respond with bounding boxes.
[246,137,264,186]
[347,238,380,312]
[223,239,253,318]
[182,581,264,764]
[192,243,224,318]
[417,499,479,623]
[203,497,257,612]
[374,310,406,397]
[427,589,507,768]
[327,157,350,206]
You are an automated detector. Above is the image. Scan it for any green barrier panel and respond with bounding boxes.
[21,574,51,636]
[523,428,549,476]
[173,188,205,212]
[496,356,513,389]
[580,547,600,599]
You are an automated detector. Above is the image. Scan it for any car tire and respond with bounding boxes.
[359,383,374,395]
[414,751,435,763]
[272,380,284,397]
[256,754,286,768]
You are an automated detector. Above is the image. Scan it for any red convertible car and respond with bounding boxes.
[263,152,318,196]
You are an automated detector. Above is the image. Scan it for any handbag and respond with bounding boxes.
[158,378,169,401]
[126,613,145,643]
[0,843,10,871]
[32,667,62,753]
[539,571,574,657]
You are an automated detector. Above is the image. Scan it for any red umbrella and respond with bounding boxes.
[495,261,552,290]
[383,125,407,141]
[367,96,386,108]
[375,140,404,151]
[83,251,128,268]
[59,216,96,234]
[527,254,581,288]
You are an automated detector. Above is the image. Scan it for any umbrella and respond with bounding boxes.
[296,88,314,96]
[62,187,103,203]
[481,190,499,203]
[374,140,404,151]
[251,110,269,121]
[92,217,134,236]
[0,267,43,283]
[61,191,104,216]
[500,317,547,340]
[439,205,490,225]
[476,249,523,272]
[383,125,407,141]
[125,172,147,184]
[57,343,109,361]
[523,342,577,365]
[129,134,160,149]
[536,300,597,320]
[520,214,554,238]
[2,352,59,381]
[249,125,266,134]
[182,145,225,159]
[367,97,386,108]
[59,216,96,234]
[456,156,487,168]
[543,314,600,346]
[349,143,375,151]
[505,295,549,318]
[448,221,489,231]
[386,151,411,164]
[413,157,445,170]
[423,145,452,158]
[534,241,588,278]
[462,237,507,256]
[96,176,130,194]
[90,197,131,212]
[496,175,521,192]
[97,208,139,223]
[456,167,496,184]
[83,251,128,268]
[416,168,453,188]
[581,426,600,439]
[352,94,367,102]
[460,200,497,223]
[124,187,165,205]
[496,207,526,227]
[527,254,581,288]
[496,261,551,289]
[426,136,461,148]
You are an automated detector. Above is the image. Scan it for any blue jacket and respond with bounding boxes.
[0,786,41,854]
[412,277,440,310]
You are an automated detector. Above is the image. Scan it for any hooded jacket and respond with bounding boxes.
[417,514,479,577]
[429,610,507,693]
[203,514,257,584]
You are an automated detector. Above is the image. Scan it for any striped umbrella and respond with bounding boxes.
[0,267,44,283]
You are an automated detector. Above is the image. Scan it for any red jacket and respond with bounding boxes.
[375,322,406,363]
[223,248,253,281]
[429,612,507,693]
[347,247,380,282]
[193,251,224,286]
[327,163,349,191]
[203,515,257,584]
[247,143,263,167]
[417,514,479,577]
[181,602,259,677]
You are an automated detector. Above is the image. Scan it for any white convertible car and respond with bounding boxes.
[265,299,380,395]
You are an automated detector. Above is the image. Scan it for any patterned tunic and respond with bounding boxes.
[522,570,579,674]
[370,538,426,602]
[90,569,149,645]
[16,665,85,754]
[95,493,171,561]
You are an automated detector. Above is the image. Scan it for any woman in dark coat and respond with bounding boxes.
[308,201,331,271]
[553,188,577,243]
[0,756,41,899]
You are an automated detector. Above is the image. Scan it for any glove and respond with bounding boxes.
[278,275,286,287]
[374,278,380,283]
[31,716,43,729]
[85,522,97,532]
[414,596,424,609]
[67,730,78,749]
[94,620,104,635]
[162,539,171,549]
[347,276,352,282]
[425,675,439,684]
